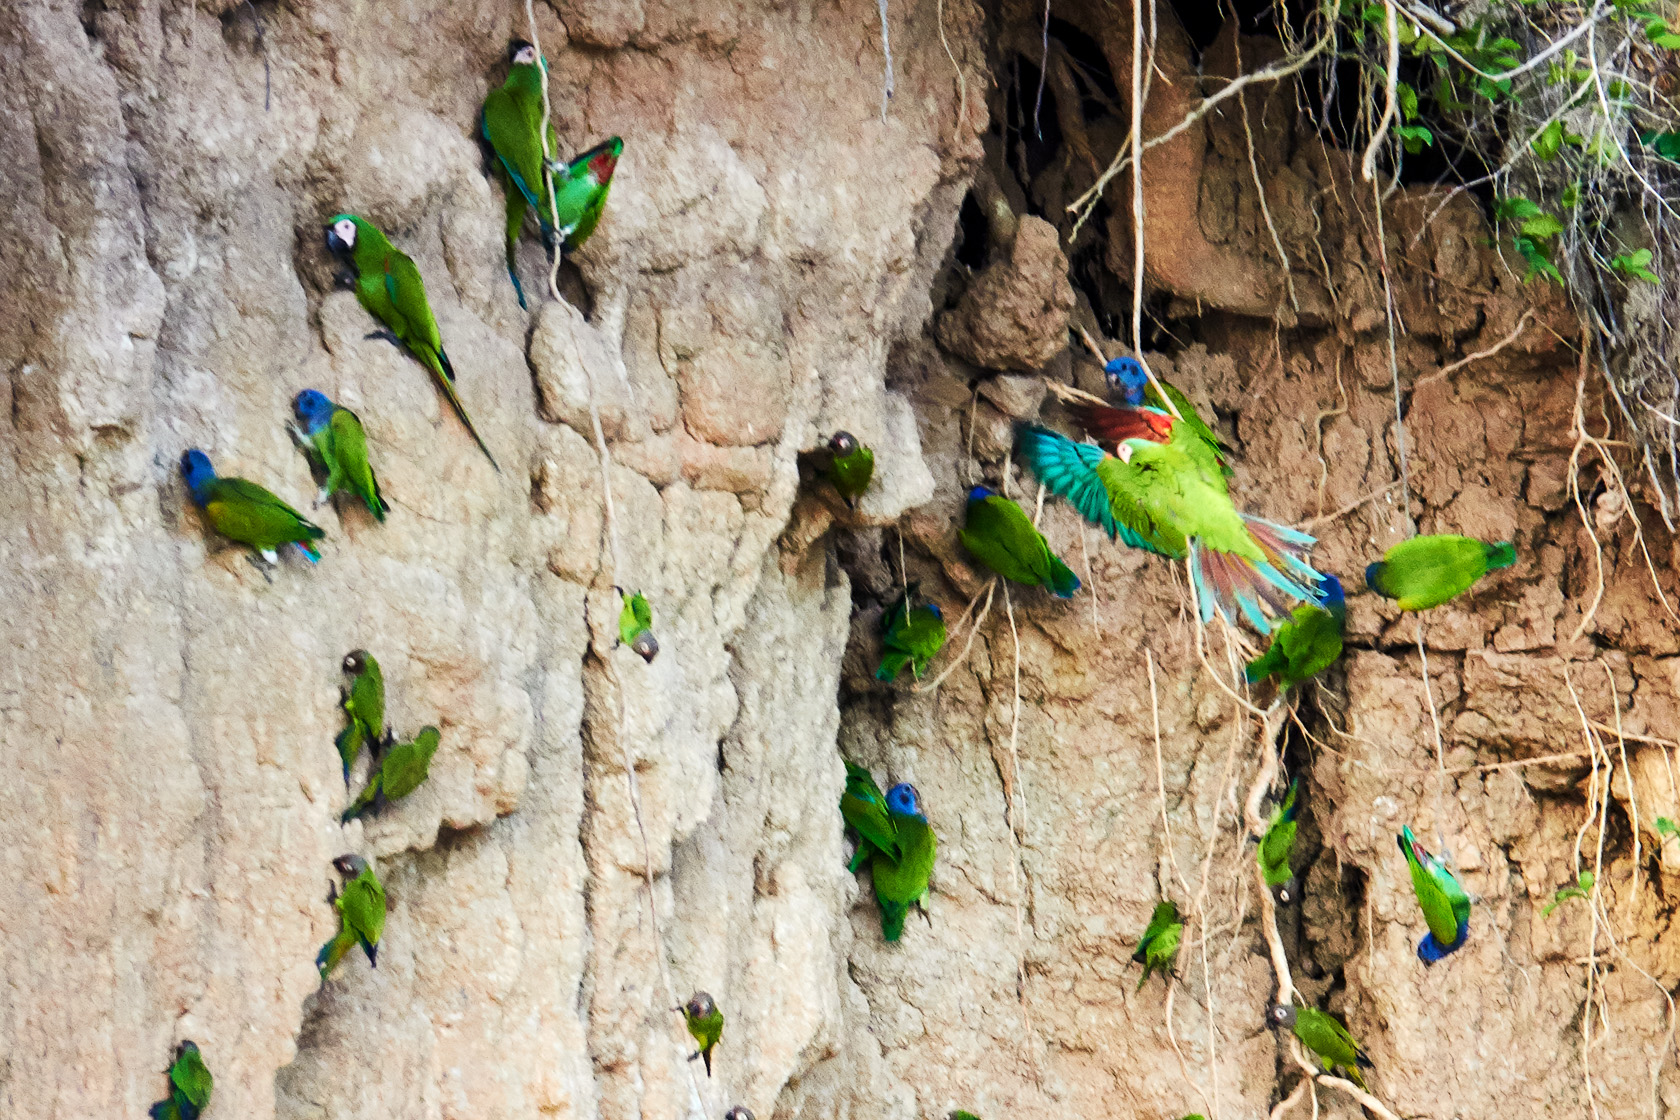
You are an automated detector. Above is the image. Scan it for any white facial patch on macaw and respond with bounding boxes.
[513,45,537,65]
[333,218,357,247]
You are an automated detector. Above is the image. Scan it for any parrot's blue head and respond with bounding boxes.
[1317,573,1346,616]
[1364,561,1385,594]
[179,449,216,506]
[1104,356,1149,407]
[925,603,943,620]
[293,389,335,434]
[965,485,996,504]
[885,782,925,821]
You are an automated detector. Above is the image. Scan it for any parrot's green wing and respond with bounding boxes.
[170,1045,213,1109]
[840,762,899,869]
[683,1005,725,1074]
[1093,455,1189,557]
[382,251,445,364]
[1292,1007,1371,1088]
[899,607,947,677]
[481,82,550,212]
[619,591,654,645]
[342,868,387,958]
[631,592,653,631]
[828,445,875,501]
[1399,826,1464,946]
[1131,901,1183,988]
[1368,535,1515,611]
[1149,380,1233,476]
[338,657,385,779]
[327,407,386,520]
[1258,780,1299,886]
[381,726,441,801]
[960,496,1079,596]
[341,772,384,822]
[203,478,324,555]
[870,814,936,941]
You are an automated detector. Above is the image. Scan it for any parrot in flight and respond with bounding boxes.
[1103,356,1233,476]
[680,991,725,1076]
[323,214,500,471]
[875,586,946,683]
[1131,901,1182,990]
[290,389,388,521]
[336,650,386,783]
[343,726,441,822]
[1398,825,1471,964]
[179,449,324,568]
[839,766,937,940]
[1268,1004,1373,1090]
[1014,425,1321,632]
[1366,534,1516,610]
[1257,778,1301,905]
[1245,574,1346,687]
[824,430,875,507]
[616,588,658,662]
[317,854,386,978]
[959,486,1081,598]
[148,1041,212,1120]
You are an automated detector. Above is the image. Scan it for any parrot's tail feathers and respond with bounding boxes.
[1242,515,1323,585]
[361,937,379,968]
[1486,541,1517,569]
[846,844,870,874]
[1046,552,1081,598]
[875,653,910,683]
[316,931,349,978]
[879,898,909,942]
[702,1049,713,1077]
[507,265,529,311]
[432,373,503,474]
[294,539,322,564]
[1190,545,1300,633]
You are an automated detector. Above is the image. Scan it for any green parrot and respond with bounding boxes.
[1257,779,1301,905]
[148,1040,212,1120]
[1398,825,1471,964]
[824,431,875,507]
[1245,575,1346,688]
[869,782,938,941]
[680,991,725,1076]
[1365,534,1516,610]
[323,214,500,471]
[1268,1004,1373,1090]
[840,761,899,872]
[617,587,658,662]
[480,39,556,309]
[1131,900,1182,990]
[1015,426,1323,632]
[544,135,623,252]
[951,1113,983,1120]
[290,389,388,521]
[179,449,324,567]
[336,650,386,784]
[875,587,946,683]
[317,854,386,978]
[342,725,441,822]
[959,486,1081,598]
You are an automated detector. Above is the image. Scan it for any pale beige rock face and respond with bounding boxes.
[5,2,1679,1120]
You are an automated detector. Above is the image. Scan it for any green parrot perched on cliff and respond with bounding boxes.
[179,449,324,569]
[335,650,386,783]
[839,766,937,940]
[1257,778,1301,905]
[290,389,388,521]
[480,41,624,307]
[317,854,387,978]
[824,430,875,507]
[875,587,946,683]
[1131,900,1183,990]
[1245,575,1346,688]
[148,1041,212,1120]
[1015,425,1322,632]
[959,486,1080,598]
[1365,534,1516,610]
[323,214,500,471]
[1398,825,1471,964]
[680,991,725,1076]
[1268,1004,1374,1090]
[616,587,658,662]
[342,726,441,822]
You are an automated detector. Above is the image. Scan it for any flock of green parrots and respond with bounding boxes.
[152,34,1521,1120]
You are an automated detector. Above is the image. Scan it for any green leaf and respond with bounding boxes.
[1495,196,1543,222]
[1396,123,1435,153]
[1541,870,1594,917]
[1657,816,1679,837]
[1521,213,1565,240]
[1560,183,1581,208]
[1533,119,1564,159]
[1398,81,1419,121]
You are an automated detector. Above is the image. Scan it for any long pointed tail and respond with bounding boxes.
[1190,520,1322,633]
[879,896,908,941]
[428,356,502,473]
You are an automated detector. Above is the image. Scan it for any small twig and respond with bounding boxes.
[1300,482,1400,529]
[1420,309,1536,386]
[878,0,894,122]
[913,581,996,693]
[243,0,271,113]
[1000,582,1042,1082]
[937,0,969,133]
[1268,1076,1310,1120]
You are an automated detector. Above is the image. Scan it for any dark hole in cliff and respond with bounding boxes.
[79,0,104,41]
[557,258,594,320]
[1004,56,1065,202]
[1046,17,1122,114]
[955,191,989,271]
